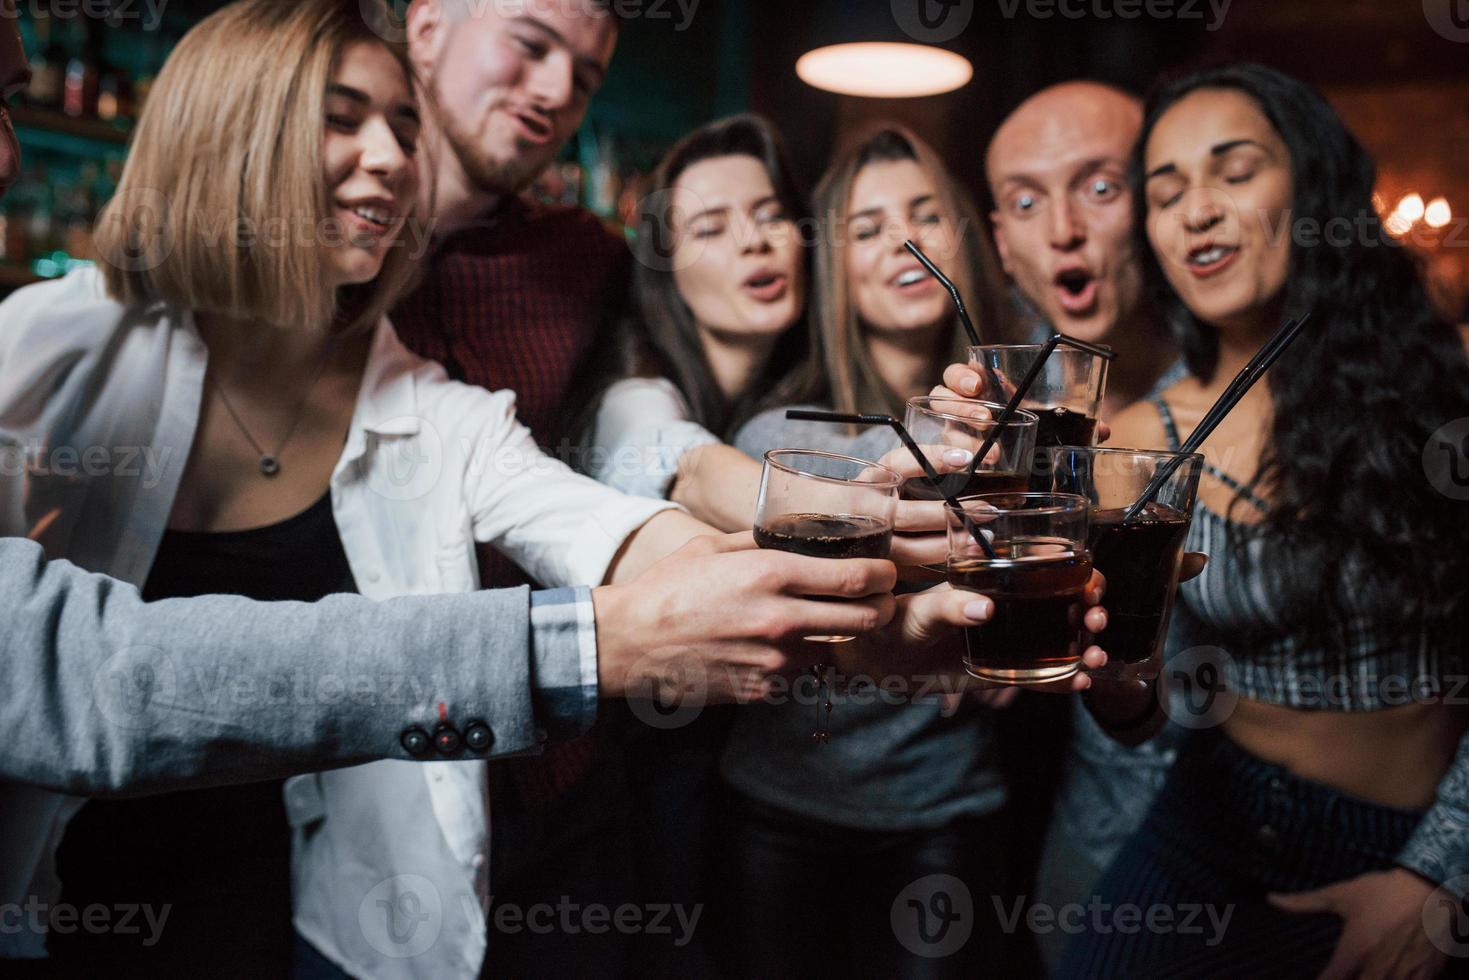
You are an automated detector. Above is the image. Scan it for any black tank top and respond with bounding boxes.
[50,493,356,978]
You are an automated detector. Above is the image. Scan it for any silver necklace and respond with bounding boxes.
[211,343,336,478]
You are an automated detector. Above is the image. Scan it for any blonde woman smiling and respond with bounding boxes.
[0,1,858,974]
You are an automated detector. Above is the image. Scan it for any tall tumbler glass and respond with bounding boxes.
[1038,447,1204,680]
[754,450,901,642]
[947,493,1092,685]
[899,397,1039,500]
[967,345,1109,448]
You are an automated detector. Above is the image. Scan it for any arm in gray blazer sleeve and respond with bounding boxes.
[0,538,597,797]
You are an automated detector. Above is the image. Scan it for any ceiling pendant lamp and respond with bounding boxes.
[796,0,975,98]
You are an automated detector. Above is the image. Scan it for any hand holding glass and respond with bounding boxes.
[968,345,1108,448]
[753,449,901,642]
[898,397,1038,500]
[1037,447,1203,679]
[946,493,1092,684]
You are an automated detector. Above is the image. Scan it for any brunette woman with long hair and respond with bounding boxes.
[576,114,813,529]
[1051,63,1469,977]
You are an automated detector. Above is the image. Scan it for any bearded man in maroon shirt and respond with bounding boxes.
[398,0,624,454]
[398,2,643,975]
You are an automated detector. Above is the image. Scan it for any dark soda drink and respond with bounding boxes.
[1031,407,1098,448]
[900,469,1028,501]
[1087,503,1189,665]
[754,513,893,560]
[948,544,1092,682]
[755,513,892,647]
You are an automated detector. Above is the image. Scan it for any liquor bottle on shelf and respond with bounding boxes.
[57,166,98,262]
[62,21,101,120]
[25,13,65,110]
[97,66,133,123]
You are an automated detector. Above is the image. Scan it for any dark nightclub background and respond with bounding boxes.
[1,3,1465,976]
[3,0,1466,314]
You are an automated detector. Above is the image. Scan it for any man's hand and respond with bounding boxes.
[1269,868,1450,980]
[593,532,897,705]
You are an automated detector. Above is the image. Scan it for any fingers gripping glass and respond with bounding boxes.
[754,450,901,742]
[1039,447,1203,680]
[947,493,1093,686]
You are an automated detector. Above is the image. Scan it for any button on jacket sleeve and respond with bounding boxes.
[0,537,594,798]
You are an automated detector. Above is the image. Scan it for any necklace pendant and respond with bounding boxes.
[259,455,281,477]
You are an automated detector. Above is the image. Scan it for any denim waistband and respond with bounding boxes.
[1157,729,1426,891]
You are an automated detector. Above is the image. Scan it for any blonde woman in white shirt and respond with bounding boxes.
[0,3,914,976]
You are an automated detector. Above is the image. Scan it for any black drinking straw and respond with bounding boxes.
[959,331,1118,486]
[1120,313,1313,523]
[904,240,981,347]
[906,241,1117,459]
[784,409,997,559]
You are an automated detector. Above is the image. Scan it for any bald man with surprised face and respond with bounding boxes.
[986,81,1182,416]
[984,81,1192,974]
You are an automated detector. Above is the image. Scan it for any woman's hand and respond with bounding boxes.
[871,444,971,570]
[1268,868,1451,980]
[833,574,1110,697]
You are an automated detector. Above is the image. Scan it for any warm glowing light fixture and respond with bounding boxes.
[1394,193,1426,223]
[1384,212,1413,238]
[1424,197,1452,229]
[796,42,973,98]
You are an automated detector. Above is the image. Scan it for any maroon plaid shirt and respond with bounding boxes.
[392,197,631,804]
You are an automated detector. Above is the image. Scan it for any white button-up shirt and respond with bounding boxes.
[0,268,674,975]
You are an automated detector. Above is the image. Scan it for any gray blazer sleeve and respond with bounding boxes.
[0,537,561,797]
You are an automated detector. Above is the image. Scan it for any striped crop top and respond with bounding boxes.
[1152,397,1469,899]
[1153,397,1465,712]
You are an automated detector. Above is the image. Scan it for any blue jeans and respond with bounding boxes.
[1056,728,1442,978]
